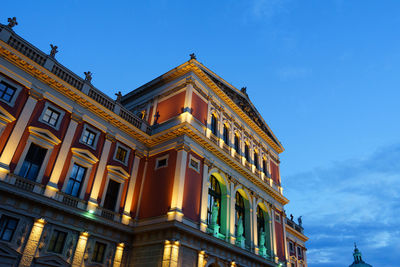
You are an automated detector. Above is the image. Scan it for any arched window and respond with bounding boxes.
[235,192,245,235]
[211,114,218,136]
[234,134,240,153]
[254,152,259,169]
[207,175,221,225]
[223,124,229,145]
[257,206,265,243]
[244,143,250,162]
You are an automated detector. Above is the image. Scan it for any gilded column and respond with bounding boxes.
[87,133,113,211]
[252,197,258,253]
[0,88,41,178]
[197,250,207,267]
[169,143,189,221]
[45,112,81,197]
[18,218,46,267]
[229,182,236,245]
[122,150,143,224]
[71,232,89,267]
[162,240,180,267]
[113,243,125,267]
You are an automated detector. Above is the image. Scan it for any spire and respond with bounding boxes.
[353,243,364,264]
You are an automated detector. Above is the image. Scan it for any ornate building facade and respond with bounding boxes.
[0,18,307,267]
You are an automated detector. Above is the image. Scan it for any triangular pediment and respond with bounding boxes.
[71,147,99,164]
[0,104,16,124]
[200,68,281,148]
[107,165,130,180]
[28,126,62,146]
[34,254,69,267]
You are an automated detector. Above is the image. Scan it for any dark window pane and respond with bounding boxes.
[0,81,16,103]
[103,180,120,211]
[65,164,86,197]
[0,215,19,242]
[19,143,47,181]
[92,242,106,263]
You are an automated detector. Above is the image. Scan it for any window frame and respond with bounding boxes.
[222,124,229,145]
[113,142,130,165]
[0,75,22,107]
[47,229,68,254]
[155,154,169,170]
[0,215,19,242]
[91,241,107,263]
[210,114,218,136]
[234,134,240,154]
[207,175,222,226]
[65,163,87,198]
[39,102,65,130]
[188,155,200,173]
[79,124,100,149]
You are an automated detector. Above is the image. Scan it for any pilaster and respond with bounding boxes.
[71,232,89,267]
[18,218,46,267]
[199,158,210,232]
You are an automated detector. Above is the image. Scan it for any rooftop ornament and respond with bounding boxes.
[49,44,58,58]
[189,53,196,60]
[84,71,92,83]
[115,91,122,103]
[297,216,302,227]
[7,17,18,28]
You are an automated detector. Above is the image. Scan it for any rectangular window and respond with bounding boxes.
[297,246,302,257]
[19,143,47,181]
[92,241,106,263]
[156,156,168,169]
[65,164,87,197]
[82,129,96,146]
[42,107,60,126]
[0,215,18,242]
[234,135,240,153]
[115,146,127,163]
[0,81,16,103]
[223,125,229,144]
[289,241,294,252]
[103,179,120,211]
[48,229,67,254]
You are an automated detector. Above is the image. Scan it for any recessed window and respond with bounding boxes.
[82,129,96,146]
[48,229,67,254]
[263,159,268,175]
[0,215,18,242]
[289,241,294,252]
[103,179,120,211]
[211,114,218,136]
[19,143,47,181]
[234,134,240,153]
[297,246,302,257]
[92,241,106,263]
[42,107,60,127]
[115,146,128,163]
[189,156,200,173]
[223,124,229,144]
[254,152,259,169]
[155,155,168,169]
[244,143,250,161]
[0,81,16,103]
[275,213,281,222]
[65,163,87,197]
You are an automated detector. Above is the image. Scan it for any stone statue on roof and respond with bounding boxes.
[84,71,92,83]
[190,53,197,60]
[298,216,302,227]
[115,91,122,103]
[50,44,58,58]
[7,17,18,28]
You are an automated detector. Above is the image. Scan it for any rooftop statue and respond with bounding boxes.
[115,91,122,103]
[298,216,302,227]
[7,17,18,28]
[190,53,197,60]
[49,44,58,58]
[84,71,92,83]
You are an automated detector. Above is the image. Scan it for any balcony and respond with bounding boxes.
[286,217,304,234]
[6,173,45,194]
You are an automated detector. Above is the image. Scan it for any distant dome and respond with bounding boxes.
[349,244,372,267]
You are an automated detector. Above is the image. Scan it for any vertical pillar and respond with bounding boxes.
[45,113,81,197]
[18,218,46,267]
[197,250,207,267]
[199,159,210,232]
[169,143,189,221]
[122,151,143,224]
[183,77,194,112]
[162,240,180,267]
[87,134,113,211]
[150,97,159,125]
[282,214,289,265]
[71,232,89,267]
[252,197,258,253]
[0,90,41,178]
[270,206,278,262]
[113,243,125,267]
[229,182,236,245]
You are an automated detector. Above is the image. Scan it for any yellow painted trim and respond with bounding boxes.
[285,224,309,242]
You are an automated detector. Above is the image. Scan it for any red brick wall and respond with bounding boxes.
[156,91,186,124]
[191,92,208,125]
[182,152,203,222]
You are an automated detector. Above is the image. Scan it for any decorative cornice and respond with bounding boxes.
[29,87,43,100]
[285,224,309,242]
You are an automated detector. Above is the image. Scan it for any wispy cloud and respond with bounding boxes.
[284,143,400,266]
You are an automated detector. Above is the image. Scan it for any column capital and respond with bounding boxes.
[29,87,43,100]
[134,149,145,159]
[203,158,213,167]
[185,76,195,86]
[105,133,115,142]
[175,143,191,152]
[71,112,82,122]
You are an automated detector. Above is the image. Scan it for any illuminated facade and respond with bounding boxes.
[0,19,307,267]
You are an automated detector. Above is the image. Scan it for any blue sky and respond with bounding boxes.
[2,1,400,266]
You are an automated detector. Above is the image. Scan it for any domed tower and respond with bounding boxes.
[349,244,373,267]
